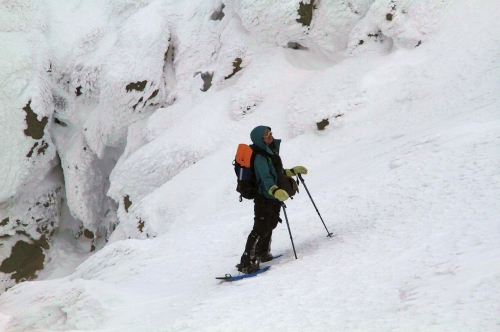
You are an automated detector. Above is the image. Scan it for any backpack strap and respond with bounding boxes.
[251,145,283,170]
[249,144,270,158]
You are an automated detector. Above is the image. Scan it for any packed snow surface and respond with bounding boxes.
[1,0,499,331]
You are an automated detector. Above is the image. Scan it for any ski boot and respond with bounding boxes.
[236,252,260,274]
[258,252,274,263]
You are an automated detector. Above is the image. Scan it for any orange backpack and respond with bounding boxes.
[233,144,261,201]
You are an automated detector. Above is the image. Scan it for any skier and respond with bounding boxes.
[236,126,308,274]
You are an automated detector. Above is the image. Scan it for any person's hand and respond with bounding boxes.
[268,185,289,202]
[285,166,308,176]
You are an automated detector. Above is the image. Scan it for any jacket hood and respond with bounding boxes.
[250,125,280,154]
[250,126,268,149]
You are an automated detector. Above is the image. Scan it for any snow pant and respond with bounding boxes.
[241,195,282,264]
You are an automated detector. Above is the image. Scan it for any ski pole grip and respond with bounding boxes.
[298,173,304,182]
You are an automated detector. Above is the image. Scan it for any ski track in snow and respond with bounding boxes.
[1,0,500,331]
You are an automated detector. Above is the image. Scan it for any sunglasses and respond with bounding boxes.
[262,130,273,138]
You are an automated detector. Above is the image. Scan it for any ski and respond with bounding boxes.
[269,253,283,260]
[216,266,271,281]
[216,254,283,282]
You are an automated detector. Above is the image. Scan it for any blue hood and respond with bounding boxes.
[250,125,281,154]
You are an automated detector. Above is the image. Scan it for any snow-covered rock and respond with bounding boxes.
[0,1,58,289]
[0,1,499,331]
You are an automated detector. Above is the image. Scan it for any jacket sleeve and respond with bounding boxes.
[253,154,276,193]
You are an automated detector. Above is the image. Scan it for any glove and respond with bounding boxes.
[285,166,308,177]
[268,185,289,202]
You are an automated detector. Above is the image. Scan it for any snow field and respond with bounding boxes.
[0,0,499,331]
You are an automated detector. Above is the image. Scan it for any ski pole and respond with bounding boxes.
[281,203,298,259]
[297,174,333,237]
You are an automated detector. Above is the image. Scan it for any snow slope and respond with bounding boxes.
[1,0,500,331]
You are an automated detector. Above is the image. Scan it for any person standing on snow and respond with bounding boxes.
[236,126,308,274]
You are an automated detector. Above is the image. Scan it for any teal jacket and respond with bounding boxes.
[250,126,282,200]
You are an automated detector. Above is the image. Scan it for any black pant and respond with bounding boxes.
[242,195,282,261]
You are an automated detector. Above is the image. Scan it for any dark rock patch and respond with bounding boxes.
[126,80,148,92]
[15,230,51,250]
[124,195,132,212]
[386,1,396,21]
[37,140,49,155]
[224,58,243,80]
[211,4,225,21]
[138,219,145,233]
[366,31,383,43]
[148,89,159,100]
[317,119,329,130]
[23,100,48,140]
[132,97,144,111]
[26,142,39,158]
[0,240,45,282]
[84,229,94,239]
[297,0,317,27]
[54,118,68,127]
[197,72,213,92]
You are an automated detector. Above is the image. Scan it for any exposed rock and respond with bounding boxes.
[132,97,144,111]
[296,0,317,27]
[317,119,329,130]
[211,4,225,21]
[126,80,148,92]
[0,240,45,283]
[124,195,132,212]
[23,100,48,140]
[147,89,159,101]
[198,72,213,92]
[138,219,145,233]
[224,58,243,80]
[83,229,94,239]
[54,118,68,127]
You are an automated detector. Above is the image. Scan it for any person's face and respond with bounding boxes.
[262,129,273,145]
